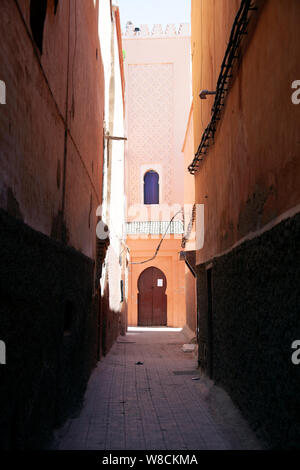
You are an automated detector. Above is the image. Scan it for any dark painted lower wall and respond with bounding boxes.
[0,210,99,449]
[196,212,300,449]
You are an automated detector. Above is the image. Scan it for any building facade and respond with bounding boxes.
[123,23,191,328]
[98,2,128,354]
[0,0,122,449]
[191,0,300,448]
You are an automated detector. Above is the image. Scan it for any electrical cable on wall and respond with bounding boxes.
[130,210,183,265]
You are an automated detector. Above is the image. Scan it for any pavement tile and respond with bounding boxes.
[52,328,261,450]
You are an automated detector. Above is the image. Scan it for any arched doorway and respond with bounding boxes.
[138,267,167,326]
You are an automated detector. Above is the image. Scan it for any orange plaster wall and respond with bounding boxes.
[182,104,197,333]
[127,237,186,327]
[182,103,195,207]
[191,0,300,265]
[0,0,105,261]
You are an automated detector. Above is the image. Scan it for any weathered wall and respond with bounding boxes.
[0,209,98,449]
[191,0,300,448]
[0,0,104,258]
[0,0,105,449]
[191,0,300,264]
[98,3,127,345]
[196,213,300,448]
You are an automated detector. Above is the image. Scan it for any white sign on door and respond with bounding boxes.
[157,279,163,287]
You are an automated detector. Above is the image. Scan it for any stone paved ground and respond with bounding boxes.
[51,328,262,450]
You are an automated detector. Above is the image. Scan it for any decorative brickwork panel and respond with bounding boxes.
[127,63,174,206]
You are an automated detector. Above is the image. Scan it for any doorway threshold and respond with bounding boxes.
[128,327,183,332]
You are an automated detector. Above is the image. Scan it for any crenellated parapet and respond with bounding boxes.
[123,22,190,38]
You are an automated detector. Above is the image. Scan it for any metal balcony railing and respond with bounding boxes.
[126,220,184,235]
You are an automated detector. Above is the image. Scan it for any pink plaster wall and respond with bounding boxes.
[123,27,191,214]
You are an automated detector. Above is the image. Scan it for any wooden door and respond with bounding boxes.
[138,267,167,326]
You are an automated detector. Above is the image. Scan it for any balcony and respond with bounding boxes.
[126,220,184,235]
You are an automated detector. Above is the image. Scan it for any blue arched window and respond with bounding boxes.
[144,171,159,205]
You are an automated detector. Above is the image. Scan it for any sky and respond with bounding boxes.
[116,0,191,32]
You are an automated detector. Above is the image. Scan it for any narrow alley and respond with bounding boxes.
[0,0,299,457]
[51,328,260,451]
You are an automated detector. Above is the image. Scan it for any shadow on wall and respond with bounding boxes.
[197,213,300,449]
[30,0,47,54]
[0,210,98,449]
